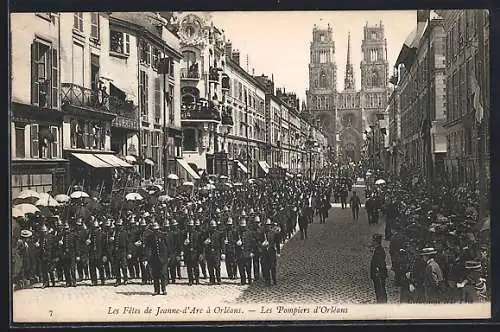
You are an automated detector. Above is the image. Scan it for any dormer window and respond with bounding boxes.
[320,34,325,42]
[371,31,377,40]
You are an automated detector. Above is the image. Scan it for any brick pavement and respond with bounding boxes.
[13,185,400,321]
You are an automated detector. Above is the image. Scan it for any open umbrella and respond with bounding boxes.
[158,195,173,202]
[167,174,179,180]
[125,155,137,163]
[203,183,216,190]
[224,183,233,188]
[35,193,60,207]
[12,203,40,217]
[70,191,90,199]
[183,181,194,186]
[233,182,243,186]
[54,194,70,203]
[375,179,386,185]
[125,192,143,201]
[14,190,41,200]
[219,175,229,180]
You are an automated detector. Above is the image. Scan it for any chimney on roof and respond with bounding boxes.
[232,50,240,65]
[225,41,232,58]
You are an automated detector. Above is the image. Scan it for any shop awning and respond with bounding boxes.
[71,153,114,168]
[176,158,201,180]
[234,159,249,174]
[95,154,134,167]
[258,160,270,174]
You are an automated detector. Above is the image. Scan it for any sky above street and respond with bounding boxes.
[209,10,416,103]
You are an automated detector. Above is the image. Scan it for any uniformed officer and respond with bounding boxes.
[88,220,105,286]
[126,217,141,279]
[60,223,77,287]
[112,219,129,286]
[223,217,237,280]
[204,220,224,285]
[195,219,208,279]
[183,219,200,285]
[147,222,168,295]
[101,219,114,280]
[252,216,264,281]
[236,218,255,285]
[35,224,55,288]
[261,218,281,286]
[170,220,183,281]
[75,218,90,281]
[138,218,151,285]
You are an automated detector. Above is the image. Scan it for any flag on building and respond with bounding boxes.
[470,71,484,123]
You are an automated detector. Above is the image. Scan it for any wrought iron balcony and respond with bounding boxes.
[221,113,234,126]
[61,83,116,115]
[180,67,200,80]
[181,102,221,121]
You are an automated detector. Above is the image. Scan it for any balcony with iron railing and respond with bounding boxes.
[180,67,201,80]
[181,100,221,122]
[61,83,139,130]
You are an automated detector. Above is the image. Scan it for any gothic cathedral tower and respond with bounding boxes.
[360,21,389,130]
[305,23,337,148]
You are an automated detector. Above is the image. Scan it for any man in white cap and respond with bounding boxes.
[204,220,224,285]
[421,247,444,303]
[146,222,168,295]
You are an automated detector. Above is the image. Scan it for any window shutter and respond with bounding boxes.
[51,48,58,108]
[124,33,130,54]
[31,124,39,158]
[154,77,161,119]
[31,42,39,105]
[50,126,59,158]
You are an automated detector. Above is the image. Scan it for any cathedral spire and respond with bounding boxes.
[344,32,355,91]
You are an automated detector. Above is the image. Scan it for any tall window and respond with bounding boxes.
[140,71,149,118]
[73,13,83,32]
[50,126,59,158]
[168,85,174,122]
[183,128,197,151]
[151,131,160,172]
[31,40,58,108]
[30,124,39,158]
[90,13,100,40]
[182,51,197,71]
[319,70,327,88]
[90,54,100,91]
[140,39,151,65]
[372,70,379,87]
[154,77,161,123]
[110,30,130,55]
[15,125,25,158]
[72,43,84,86]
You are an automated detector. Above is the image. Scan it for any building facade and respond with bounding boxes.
[440,10,490,188]
[306,21,390,163]
[394,10,448,181]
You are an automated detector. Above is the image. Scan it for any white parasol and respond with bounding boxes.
[158,195,173,202]
[54,194,70,203]
[14,189,41,201]
[125,193,144,201]
[375,179,386,185]
[167,174,179,180]
[12,203,40,217]
[70,191,90,199]
[183,181,194,186]
[35,193,60,207]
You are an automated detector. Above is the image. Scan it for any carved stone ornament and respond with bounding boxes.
[178,14,205,46]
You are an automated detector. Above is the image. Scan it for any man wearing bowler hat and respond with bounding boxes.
[370,233,388,303]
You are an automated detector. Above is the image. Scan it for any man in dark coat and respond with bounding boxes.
[298,207,309,240]
[74,218,89,281]
[88,220,105,286]
[60,223,77,287]
[147,222,168,295]
[101,219,114,280]
[260,218,281,286]
[204,220,224,285]
[223,217,238,280]
[421,247,445,303]
[35,224,55,288]
[349,191,362,221]
[183,219,200,285]
[112,219,129,286]
[235,218,255,285]
[370,233,388,303]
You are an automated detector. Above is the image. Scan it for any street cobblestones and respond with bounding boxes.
[13,185,400,321]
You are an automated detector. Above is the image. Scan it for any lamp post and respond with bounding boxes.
[158,56,170,190]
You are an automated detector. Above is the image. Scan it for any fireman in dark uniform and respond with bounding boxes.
[88,220,105,286]
[261,218,281,286]
[126,217,141,279]
[147,222,168,295]
[236,218,255,285]
[101,219,114,280]
[36,224,55,288]
[138,218,151,285]
[183,219,200,285]
[75,218,90,281]
[195,219,208,279]
[112,219,129,286]
[60,223,77,287]
[223,217,237,280]
[252,216,264,281]
[204,220,224,285]
[171,220,183,280]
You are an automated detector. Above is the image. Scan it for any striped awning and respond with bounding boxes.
[258,160,270,174]
[234,159,248,174]
[72,153,114,168]
[176,158,201,180]
[95,154,133,167]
